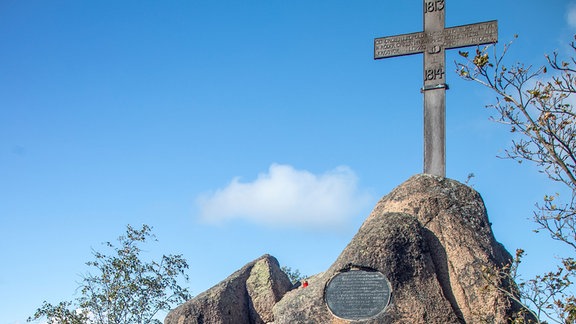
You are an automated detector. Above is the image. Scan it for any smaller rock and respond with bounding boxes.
[164,254,292,324]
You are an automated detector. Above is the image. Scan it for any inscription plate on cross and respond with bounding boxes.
[374,1,498,177]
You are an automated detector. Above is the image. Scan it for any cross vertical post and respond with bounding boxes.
[373,0,498,177]
[423,0,447,176]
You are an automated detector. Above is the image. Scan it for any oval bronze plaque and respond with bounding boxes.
[324,269,391,320]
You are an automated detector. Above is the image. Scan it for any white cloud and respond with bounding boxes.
[196,164,372,228]
[567,2,576,28]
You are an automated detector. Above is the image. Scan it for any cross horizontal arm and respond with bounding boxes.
[374,20,498,59]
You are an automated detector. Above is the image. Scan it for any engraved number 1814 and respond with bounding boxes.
[424,0,445,13]
[425,68,445,81]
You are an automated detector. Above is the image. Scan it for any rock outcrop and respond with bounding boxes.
[164,254,292,324]
[365,174,515,322]
[166,174,519,323]
[272,174,516,323]
[273,212,461,323]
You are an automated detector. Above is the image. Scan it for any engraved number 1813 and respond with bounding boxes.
[424,0,445,13]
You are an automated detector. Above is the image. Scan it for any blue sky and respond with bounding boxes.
[1,1,575,323]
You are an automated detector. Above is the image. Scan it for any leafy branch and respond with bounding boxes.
[28,225,190,324]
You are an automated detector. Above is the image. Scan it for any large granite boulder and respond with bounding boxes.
[273,174,515,323]
[165,254,292,324]
[367,174,514,322]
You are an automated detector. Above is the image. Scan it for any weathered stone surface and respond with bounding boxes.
[164,254,292,324]
[246,255,293,323]
[273,212,459,324]
[365,174,514,323]
[272,174,516,323]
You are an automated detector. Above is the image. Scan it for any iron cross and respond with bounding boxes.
[374,0,497,177]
